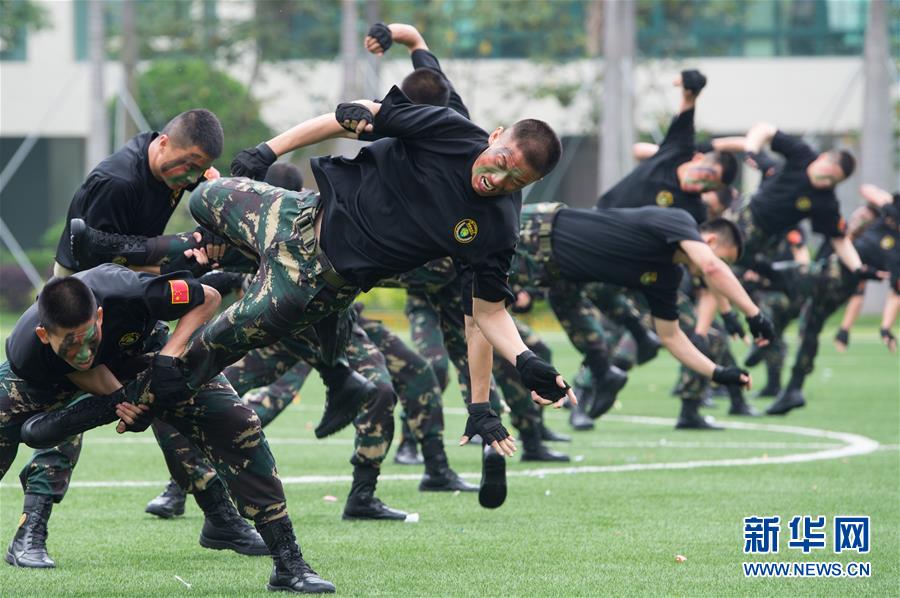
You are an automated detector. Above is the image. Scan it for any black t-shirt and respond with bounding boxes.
[748,132,845,239]
[313,86,519,304]
[853,210,900,291]
[552,207,703,320]
[410,49,470,120]
[55,132,181,270]
[596,109,706,224]
[5,264,204,389]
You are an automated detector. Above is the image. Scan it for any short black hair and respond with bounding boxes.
[162,109,224,160]
[714,151,738,185]
[264,162,304,192]
[37,277,98,333]
[508,119,562,178]
[700,217,744,262]
[835,150,856,179]
[401,68,451,107]
[715,186,737,210]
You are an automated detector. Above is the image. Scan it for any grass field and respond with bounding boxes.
[0,317,897,596]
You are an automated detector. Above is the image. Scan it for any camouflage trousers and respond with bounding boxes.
[492,318,550,433]
[733,203,780,264]
[673,291,728,401]
[405,291,451,392]
[181,177,360,391]
[787,256,858,389]
[0,362,286,524]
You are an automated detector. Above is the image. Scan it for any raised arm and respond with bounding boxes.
[744,122,778,154]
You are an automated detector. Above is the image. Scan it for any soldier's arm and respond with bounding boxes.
[828,236,863,273]
[859,183,894,209]
[679,240,761,321]
[654,317,752,387]
[881,291,899,352]
[265,102,382,157]
[745,122,778,155]
[160,284,221,358]
[67,364,124,395]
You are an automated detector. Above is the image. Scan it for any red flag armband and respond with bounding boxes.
[169,279,190,304]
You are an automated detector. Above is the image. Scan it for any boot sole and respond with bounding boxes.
[588,375,628,419]
[4,550,55,568]
[766,400,805,416]
[314,386,376,439]
[478,450,507,509]
[199,535,270,556]
[267,582,336,594]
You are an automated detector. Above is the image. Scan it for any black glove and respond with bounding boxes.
[160,251,212,279]
[747,312,776,342]
[881,328,897,351]
[854,265,883,281]
[515,350,569,402]
[230,142,277,180]
[721,312,745,338]
[150,354,191,407]
[681,69,707,94]
[711,366,748,386]
[335,102,375,133]
[119,407,154,433]
[835,328,850,346]
[198,271,246,296]
[195,225,227,250]
[462,402,510,445]
[367,22,393,52]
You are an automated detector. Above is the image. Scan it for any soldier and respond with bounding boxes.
[769,185,899,414]
[508,203,778,429]
[2,266,336,592]
[6,109,271,567]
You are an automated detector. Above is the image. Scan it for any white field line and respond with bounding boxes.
[0,415,881,490]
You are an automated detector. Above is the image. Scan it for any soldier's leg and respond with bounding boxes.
[548,282,627,420]
[769,261,856,415]
[358,311,475,492]
[405,291,450,392]
[674,292,724,430]
[585,283,661,364]
[182,179,358,390]
[157,374,334,593]
[1,364,77,569]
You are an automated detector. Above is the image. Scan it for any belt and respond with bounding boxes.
[294,201,353,290]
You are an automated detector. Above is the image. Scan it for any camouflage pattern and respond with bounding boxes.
[404,292,450,392]
[672,291,727,401]
[152,231,260,274]
[181,177,360,391]
[731,202,781,266]
[787,256,858,387]
[0,364,287,524]
[508,202,565,289]
[151,419,219,493]
[493,318,548,433]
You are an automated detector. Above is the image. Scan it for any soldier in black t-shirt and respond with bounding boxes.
[596,70,738,225]
[768,186,899,415]
[0,266,336,592]
[164,84,572,474]
[510,204,777,429]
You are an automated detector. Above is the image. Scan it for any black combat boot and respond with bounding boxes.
[588,365,628,419]
[256,517,335,593]
[520,425,570,462]
[766,378,806,415]
[70,218,168,270]
[727,385,760,416]
[540,423,571,442]
[569,385,595,431]
[478,445,507,509]
[5,494,55,568]
[145,479,187,519]
[315,364,376,439]
[195,479,269,556]
[619,312,662,365]
[342,465,408,521]
[393,420,423,465]
[418,438,477,492]
[675,399,724,430]
[755,362,782,398]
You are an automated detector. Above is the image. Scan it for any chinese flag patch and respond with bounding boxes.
[169,280,190,304]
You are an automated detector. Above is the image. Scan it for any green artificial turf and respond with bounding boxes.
[0,322,897,596]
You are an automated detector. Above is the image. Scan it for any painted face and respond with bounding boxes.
[471,140,541,197]
[681,164,722,193]
[807,158,844,189]
[46,320,102,370]
[158,143,214,192]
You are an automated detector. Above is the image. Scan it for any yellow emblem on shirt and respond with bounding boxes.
[656,191,674,207]
[881,235,895,250]
[454,219,478,244]
[640,272,658,285]
[795,196,812,211]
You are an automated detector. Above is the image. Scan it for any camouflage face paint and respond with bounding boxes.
[471,147,535,196]
[682,165,720,192]
[56,322,100,370]
[160,154,209,191]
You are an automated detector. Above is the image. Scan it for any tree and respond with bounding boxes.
[0,0,51,53]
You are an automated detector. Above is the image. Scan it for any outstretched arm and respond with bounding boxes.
[679,241,759,319]
[654,318,751,387]
[266,102,381,157]
[745,122,778,154]
[859,183,894,209]
[365,22,428,55]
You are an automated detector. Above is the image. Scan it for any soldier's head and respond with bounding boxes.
[150,109,224,193]
[35,277,103,371]
[702,185,738,219]
[401,69,451,107]
[264,162,304,192]
[807,150,855,189]
[471,120,562,197]
[680,151,737,193]
[699,218,744,265]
